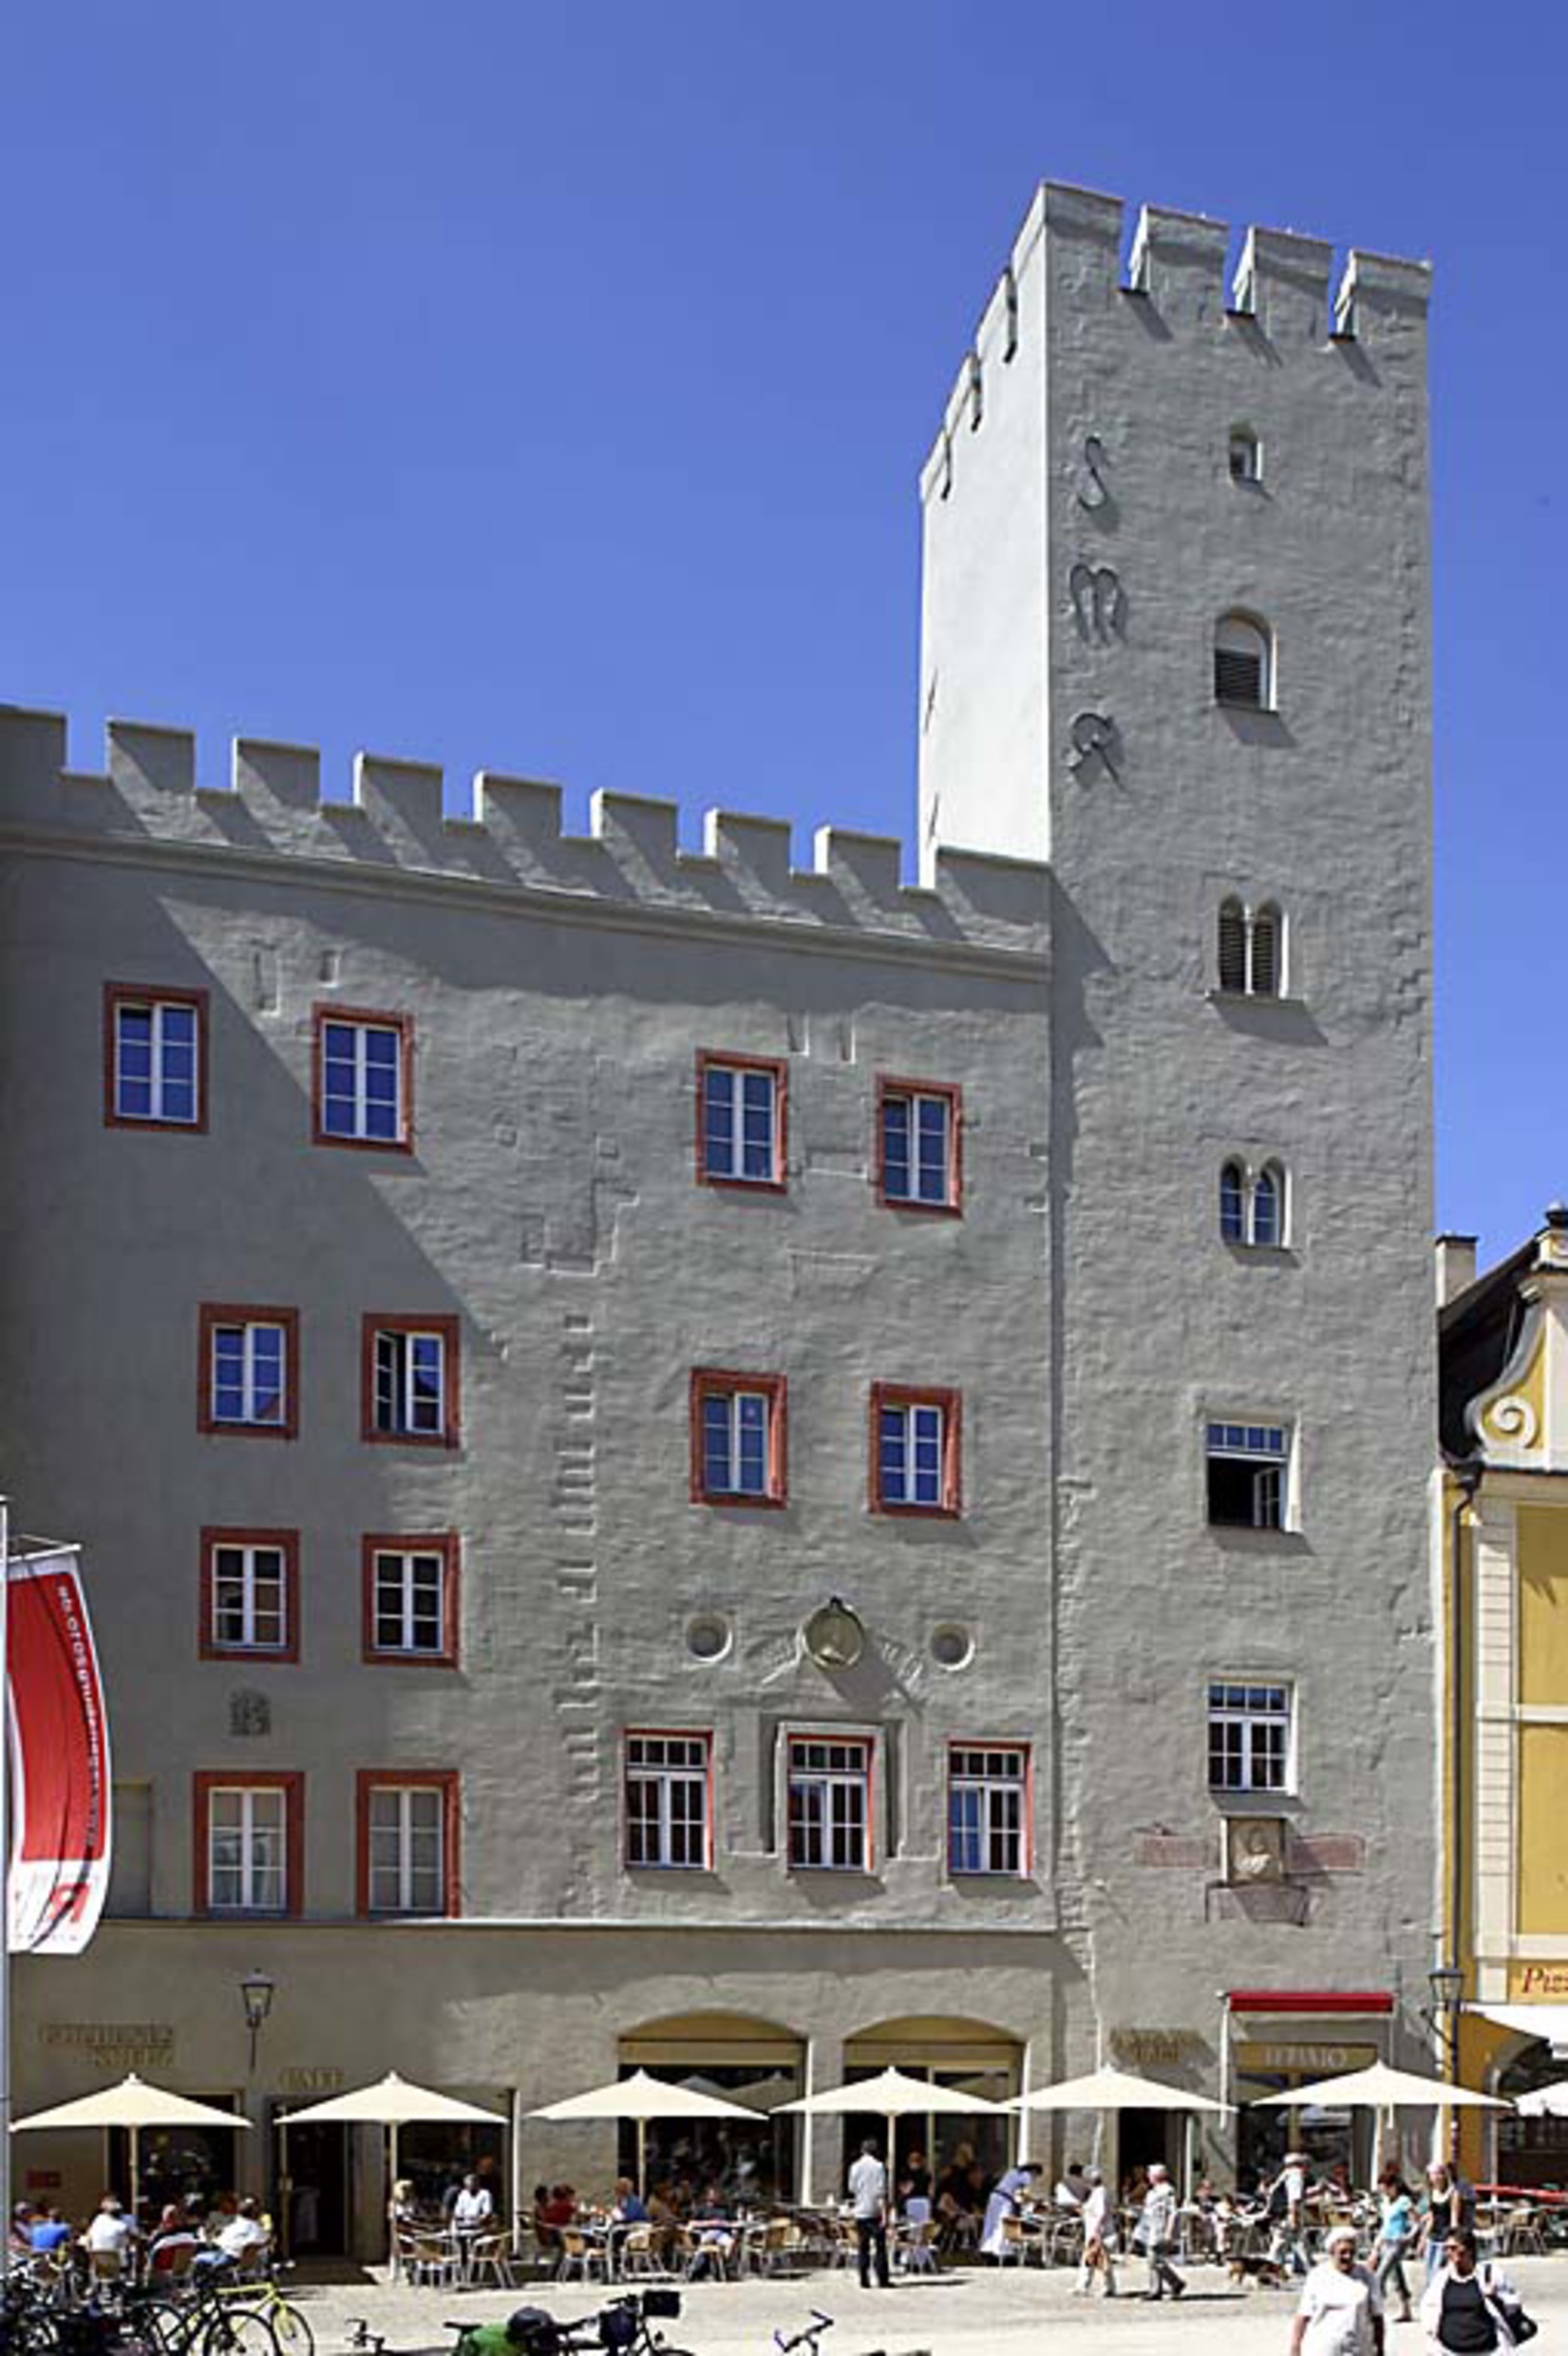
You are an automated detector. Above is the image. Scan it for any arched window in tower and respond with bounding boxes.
[1229,426,1262,484]
[1252,1163,1284,1249]
[1219,899,1248,994]
[1219,1161,1247,1245]
[1215,613,1272,710]
[1250,902,1282,997]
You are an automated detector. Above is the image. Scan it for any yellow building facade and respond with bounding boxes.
[1442,1213,1568,2184]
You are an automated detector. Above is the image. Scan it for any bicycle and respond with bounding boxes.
[117,2266,280,2356]
[207,2271,312,2356]
[771,2312,929,2356]
[444,2289,695,2356]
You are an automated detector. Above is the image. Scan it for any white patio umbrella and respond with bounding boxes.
[280,2071,508,2258]
[1253,2062,1511,2112]
[779,2063,1007,2180]
[1008,2063,1231,2116]
[1515,2083,1568,2118]
[12,2073,253,2217]
[1255,2060,1511,2179]
[532,2069,762,2195]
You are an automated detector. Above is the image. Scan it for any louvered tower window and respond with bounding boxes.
[1215,614,1272,709]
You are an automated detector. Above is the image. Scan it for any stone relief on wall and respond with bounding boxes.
[1068,561,1125,643]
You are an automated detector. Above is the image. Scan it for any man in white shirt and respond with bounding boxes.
[451,2175,494,2235]
[846,2139,890,2289]
[83,2197,136,2263]
[1076,2168,1117,2298]
[216,2198,270,2267]
[1054,2160,1089,2208]
[1291,2224,1385,2356]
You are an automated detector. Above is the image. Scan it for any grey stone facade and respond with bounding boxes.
[0,179,1435,2250]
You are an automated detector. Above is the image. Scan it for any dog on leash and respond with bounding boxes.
[1226,2250,1288,2290]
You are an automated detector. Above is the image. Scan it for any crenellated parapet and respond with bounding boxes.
[921,178,1432,504]
[0,705,1048,968]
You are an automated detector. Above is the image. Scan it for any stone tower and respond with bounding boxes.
[918,182,1437,2162]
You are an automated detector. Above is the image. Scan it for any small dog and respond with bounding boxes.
[1226,2251,1288,2290]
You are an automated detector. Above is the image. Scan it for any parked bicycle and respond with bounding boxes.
[444,2290,693,2356]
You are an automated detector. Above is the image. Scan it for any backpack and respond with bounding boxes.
[506,2309,563,2356]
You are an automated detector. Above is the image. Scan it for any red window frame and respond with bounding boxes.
[361,1314,462,1449]
[103,982,210,1133]
[689,1368,788,1508]
[197,1303,300,1440]
[311,1004,414,1152]
[192,1770,304,1917]
[360,1533,462,1668]
[355,1770,462,1917]
[868,1382,962,1517]
[694,1051,788,1192]
[785,1732,875,1873]
[874,1075,963,1214]
[946,1740,1033,1879]
[622,1729,715,1872]
[198,1527,301,1664]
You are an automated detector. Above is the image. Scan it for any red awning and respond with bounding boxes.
[1226,1990,1394,2016]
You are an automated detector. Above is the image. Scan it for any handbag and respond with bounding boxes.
[1481,2266,1539,2346]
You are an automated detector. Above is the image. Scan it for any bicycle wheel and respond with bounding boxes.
[268,2304,313,2356]
[201,2308,280,2356]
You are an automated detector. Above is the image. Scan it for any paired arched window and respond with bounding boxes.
[1218,898,1284,997]
[1215,612,1273,709]
[1219,1159,1289,1249]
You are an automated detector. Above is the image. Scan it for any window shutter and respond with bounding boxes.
[1250,906,1279,996]
[1215,648,1264,706]
[1218,902,1248,993]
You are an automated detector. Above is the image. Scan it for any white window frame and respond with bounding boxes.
[366,1783,446,1914]
[700,1387,772,1498]
[787,1736,872,1872]
[701,1060,779,1185]
[1219,1160,1290,1250]
[878,1399,948,1510]
[948,1745,1029,1878]
[211,1320,289,1427]
[881,1087,955,1207]
[372,1327,447,1437]
[1205,1419,1293,1531]
[114,997,200,1125]
[1207,1680,1295,1796]
[624,1733,711,1871]
[321,1017,405,1143]
[371,1548,447,1655]
[208,1786,287,1913]
[211,1543,288,1653]
[1228,427,1263,485]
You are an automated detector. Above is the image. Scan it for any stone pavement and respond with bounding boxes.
[288,2253,1568,2356]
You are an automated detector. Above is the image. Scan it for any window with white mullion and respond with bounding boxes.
[115,998,199,1124]
[625,1735,709,1869]
[1205,1421,1290,1530]
[702,1063,778,1184]
[208,1787,286,1912]
[212,1545,287,1651]
[374,1330,445,1436]
[212,1322,287,1427]
[882,1089,954,1206]
[368,1785,445,1913]
[1207,1681,1293,1794]
[879,1402,945,1508]
[702,1389,770,1496]
[948,1746,1027,1875]
[372,1550,445,1654]
[322,1019,403,1143]
[787,1739,870,1872]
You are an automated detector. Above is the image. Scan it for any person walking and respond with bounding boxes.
[1138,2162,1185,2301]
[1373,2168,1417,2326]
[1419,2228,1527,2350]
[1420,2166,1464,2287]
[847,2139,890,2290]
[1075,2166,1117,2298]
[1291,2223,1385,2355]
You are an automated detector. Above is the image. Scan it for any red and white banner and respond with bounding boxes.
[7,1551,111,1955]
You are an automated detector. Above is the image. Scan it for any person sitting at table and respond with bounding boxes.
[530,2186,557,2252]
[900,2148,933,2203]
[646,2184,680,2268]
[215,2196,270,2269]
[687,2184,735,2278]
[1055,2159,1089,2208]
[147,2204,201,2276]
[614,2178,650,2226]
[28,2204,72,2258]
[542,2185,577,2234]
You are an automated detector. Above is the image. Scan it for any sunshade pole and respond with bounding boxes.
[129,2121,139,2222]
[389,2121,399,2265]
[636,2117,646,2202]
[0,1497,11,2280]
[278,2112,290,2262]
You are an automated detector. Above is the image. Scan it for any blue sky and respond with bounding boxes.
[4,2,1560,1262]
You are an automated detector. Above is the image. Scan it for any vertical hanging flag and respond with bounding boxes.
[7,1551,111,1953]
